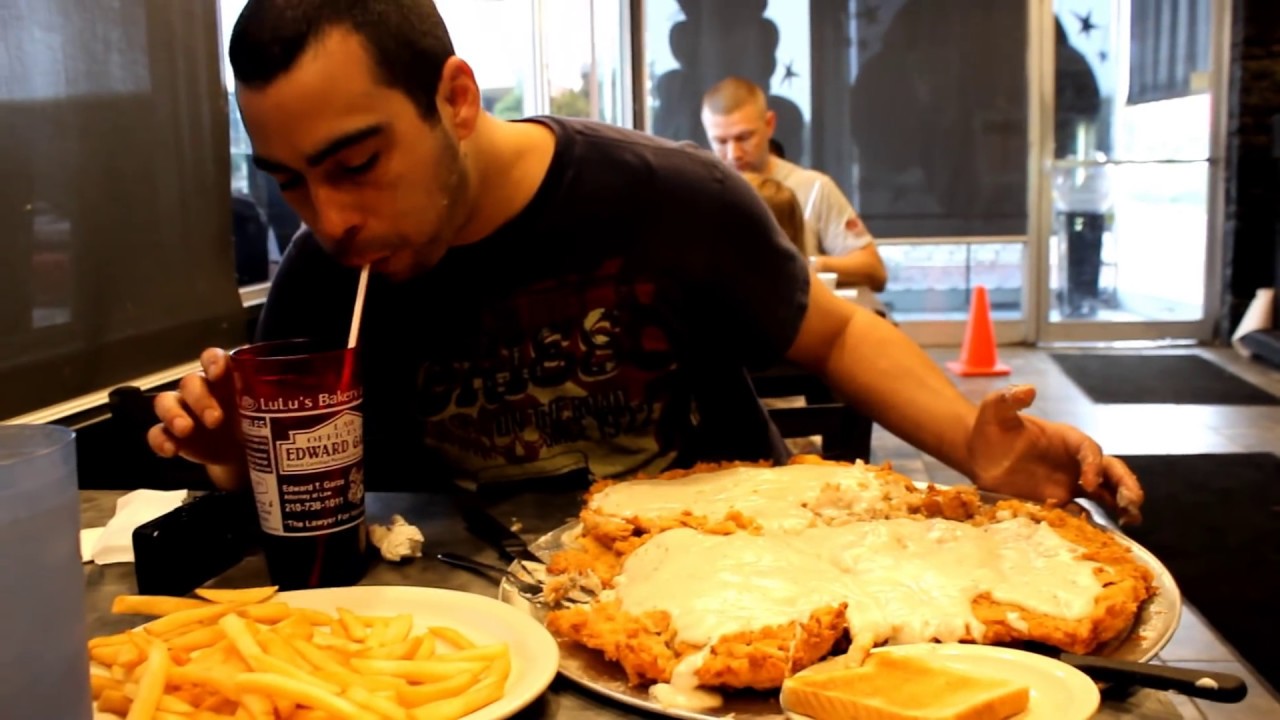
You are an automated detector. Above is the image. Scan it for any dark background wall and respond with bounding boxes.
[1222,0,1280,336]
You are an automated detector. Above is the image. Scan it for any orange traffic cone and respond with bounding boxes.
[946,285,1011,377]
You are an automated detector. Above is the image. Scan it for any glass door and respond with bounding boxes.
[1032,0,1227,342]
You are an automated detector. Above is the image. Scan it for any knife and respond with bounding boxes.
[448,490,544,565]
[1055,653,1247,703]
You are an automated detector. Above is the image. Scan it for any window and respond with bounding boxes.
[880,244,1025,321]
[538,0,634,126]
[219,0,300,287]
[1128,0,1211,105]
[437,0,538,120]
[1,0,245,421]
[645,0,812,160]
[642,0,1027,238]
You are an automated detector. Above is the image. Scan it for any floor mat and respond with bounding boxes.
[1118,453,1280,689]
[1051,354,1278,405]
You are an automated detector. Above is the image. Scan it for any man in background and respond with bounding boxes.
[701,76,887,295]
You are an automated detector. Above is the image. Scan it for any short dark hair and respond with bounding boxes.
[229,0,456,122]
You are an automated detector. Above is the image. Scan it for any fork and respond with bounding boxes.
[436,552,545,599]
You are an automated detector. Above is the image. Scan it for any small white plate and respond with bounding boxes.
[94,585,559,720]
[782,643,1100,720]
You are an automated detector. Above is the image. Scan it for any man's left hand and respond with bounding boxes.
[967,385,1144,525]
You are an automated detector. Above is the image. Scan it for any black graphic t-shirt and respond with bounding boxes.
[256,117,811,488]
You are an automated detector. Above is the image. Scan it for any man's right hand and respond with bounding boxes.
[147,348,246,490]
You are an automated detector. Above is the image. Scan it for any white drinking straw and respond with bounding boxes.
[347,264,371,349]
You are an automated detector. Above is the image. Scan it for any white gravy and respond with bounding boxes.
[613,518,1101,653]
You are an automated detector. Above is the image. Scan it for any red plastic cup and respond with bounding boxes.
[229,339,368,589]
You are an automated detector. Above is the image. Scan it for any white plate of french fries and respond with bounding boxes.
[88,584,559,720]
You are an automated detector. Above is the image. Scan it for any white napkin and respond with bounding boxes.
[368,514,425,562]
[80,527,104,563]
[83,489,188,565]
[1232,288,1275,358]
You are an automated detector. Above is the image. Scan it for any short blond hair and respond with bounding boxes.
[702,76,767,116]
[742,172,805,253]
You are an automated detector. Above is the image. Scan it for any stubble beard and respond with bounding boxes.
[405,131,472,276]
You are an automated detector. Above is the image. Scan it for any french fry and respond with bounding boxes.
[146,603,242,637]
[114,643,144,670]
[288,638,352,675]
[98,689,132,716]
[258,630,315,672]
[338,608,370,641]
[125,641,170,720]
[413,634,437,660]
[169,665,242,700]
[128,629,158,654]
[359,636,424,661]
[172,687,205,706]
[479,652,511,685]
[407,676,504,720]
[315,669,407,693]
[395,669,482,708]
[168,624,226,652]
[239,691,276,720]
[433,644,507,664]
[112,595,211,616]
[198,693,241,714]
[275,614,315,641]
[90,645,123,667]
[93,592,513,720]
[195,586,280,605]
[89,632,132,649]
[298,608,339,625]
[235,672,379,720]
[346,684,409,720]
[218,612,266,662]
[385,615,413,645]
[155,693,197,713]
[312,632,367,654]
[348,658,487,684]
[426,627,474,651]
[365,619,390,647]
[239,601,295,625]
[90,672,122,698]
[247,652,343,694]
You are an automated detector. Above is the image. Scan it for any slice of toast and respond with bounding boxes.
[781,652,1031,720]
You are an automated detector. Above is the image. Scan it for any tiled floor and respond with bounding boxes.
[868,346,1280,719]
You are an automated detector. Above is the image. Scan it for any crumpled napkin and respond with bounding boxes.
[82,489,188,565]
[368,514,425,562]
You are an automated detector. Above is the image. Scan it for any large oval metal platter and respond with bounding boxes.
[497,487,1182,720]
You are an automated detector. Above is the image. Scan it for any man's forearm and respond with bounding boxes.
[788,298,977,478]
[814,247,887,291]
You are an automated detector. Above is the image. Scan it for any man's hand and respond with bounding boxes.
[146,348,246,490]
[968,384,1143,525]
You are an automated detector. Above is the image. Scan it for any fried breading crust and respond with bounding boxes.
[545,457,1158,689]
[546,600,849,689]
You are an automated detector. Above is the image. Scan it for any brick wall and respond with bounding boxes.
[1222,0,1280,336]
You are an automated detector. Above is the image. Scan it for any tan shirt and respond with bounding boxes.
[770,158,874,258]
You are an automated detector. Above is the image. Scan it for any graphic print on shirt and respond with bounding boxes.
[413,258,681,482]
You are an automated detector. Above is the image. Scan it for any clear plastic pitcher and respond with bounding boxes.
[0,425,92,718]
